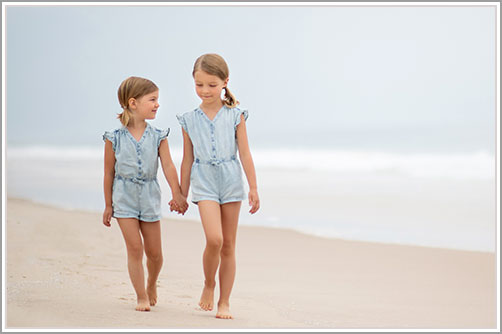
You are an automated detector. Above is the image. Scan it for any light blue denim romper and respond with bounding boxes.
[177,106,248,205]
[103,123,169,222]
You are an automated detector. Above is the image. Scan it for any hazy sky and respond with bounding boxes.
[5,4,497,152]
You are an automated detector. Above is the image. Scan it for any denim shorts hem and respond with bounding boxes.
[220,197,245,204]
[113,212,161,222]
[191,197,220,205]
[113,211,138,219]
[191,197,245,205]
[138,216,161,222]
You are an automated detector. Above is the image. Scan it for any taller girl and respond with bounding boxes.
[176,54,260,319]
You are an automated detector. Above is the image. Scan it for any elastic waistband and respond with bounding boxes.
[194,156,236,166]
[115,174,157,184]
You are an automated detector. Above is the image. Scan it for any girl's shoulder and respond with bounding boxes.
[103,126,125,141]
[147,124,170,148]
[148,123,170,137]
[223,105,249,126]
[102,127,126,151]
[221,105,248,113]
[177,107,200,120]
[176,107,200,132]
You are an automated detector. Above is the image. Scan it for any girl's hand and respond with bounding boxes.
[169,197,188,215]
[169,199,179,212]
[103,206,113,227]
[248,189,260,214]
[173,194,189,215]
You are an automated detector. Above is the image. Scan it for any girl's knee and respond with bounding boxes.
[206,236,223,252]
[220,241,235,257]
[127,242,144,260]
[145,249,163,263]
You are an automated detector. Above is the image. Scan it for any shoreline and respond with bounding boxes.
[4,197,498,329]
[6,196,496,255]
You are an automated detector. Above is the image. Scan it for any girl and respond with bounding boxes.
[176,54,260,319]
[102,76,188,312]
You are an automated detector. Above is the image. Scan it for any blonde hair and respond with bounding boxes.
[192,53,239,108]
[117,76,158,126]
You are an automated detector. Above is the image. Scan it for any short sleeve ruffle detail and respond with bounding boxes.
[234,108,249,129]
[177,114,188,133]
[154,127,170,148]
[103,130,118,151]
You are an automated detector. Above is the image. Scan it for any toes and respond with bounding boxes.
[198,302,213,311]
[135,306,151,312]
[216,314,231,319]
[216,313,233,319]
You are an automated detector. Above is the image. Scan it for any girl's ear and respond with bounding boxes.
[128,97,136,110]
[223,78,229,87]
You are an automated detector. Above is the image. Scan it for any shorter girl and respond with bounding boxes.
[177,54,260,319]
[102,76,188,311]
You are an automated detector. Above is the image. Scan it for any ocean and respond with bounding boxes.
[5,145,497,253]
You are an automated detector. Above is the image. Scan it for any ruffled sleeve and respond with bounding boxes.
[176,114,188,133]
[103,130,117,151]
[154,127,170,148]
[234,108,249,129]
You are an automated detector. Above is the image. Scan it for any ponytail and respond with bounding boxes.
[222,86,239,108]
[118,107,133,126]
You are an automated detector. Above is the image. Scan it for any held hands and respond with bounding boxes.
[248,189,260,214]
[169,193,189,215]
[102,206,113,227]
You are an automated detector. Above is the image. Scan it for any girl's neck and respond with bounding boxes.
[127,118,147,130]
[200,99,224,112]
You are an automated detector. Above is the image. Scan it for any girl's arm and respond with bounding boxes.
[158,139,188,213]
[236,114,260,214]
[180,128,194,198]
[103,140,115,226]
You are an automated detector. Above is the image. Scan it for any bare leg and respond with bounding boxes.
[217,201,241,319]
[140,220,163,306]
[197,200,223,311]
[117,218,150,311]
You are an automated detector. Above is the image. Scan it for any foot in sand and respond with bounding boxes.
[135,297,151,312]
[216,302,233,319]
[198,282,215,311]
[147,283,157,306]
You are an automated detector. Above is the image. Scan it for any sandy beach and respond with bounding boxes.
[4,197,497,329]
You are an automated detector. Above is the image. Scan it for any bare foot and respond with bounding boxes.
[147,282,158,306]
[198,282,215,311]
[135,297,151,312]
[216,302,233,319]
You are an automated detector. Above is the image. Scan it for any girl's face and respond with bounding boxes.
[194,70,228,105]
[130,90,159,121]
